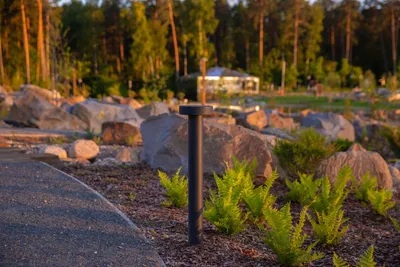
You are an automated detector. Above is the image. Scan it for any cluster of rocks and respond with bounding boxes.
[4,84,400,192]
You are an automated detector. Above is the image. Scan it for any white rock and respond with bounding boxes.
[68,140,99,159]
[40,145,67,159]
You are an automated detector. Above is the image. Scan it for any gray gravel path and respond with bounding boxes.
[0,161,164,267]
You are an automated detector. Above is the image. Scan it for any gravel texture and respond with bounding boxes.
[60,162,400,267]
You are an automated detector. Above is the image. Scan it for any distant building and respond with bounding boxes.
[177,67,260,100]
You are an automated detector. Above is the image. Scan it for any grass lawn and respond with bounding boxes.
[262,95,400,111]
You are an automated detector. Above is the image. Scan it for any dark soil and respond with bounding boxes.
[58,163,400,267]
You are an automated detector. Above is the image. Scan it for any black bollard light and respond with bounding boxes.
[179,104,213,245]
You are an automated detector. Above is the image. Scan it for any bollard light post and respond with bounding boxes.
[179,104,213,245]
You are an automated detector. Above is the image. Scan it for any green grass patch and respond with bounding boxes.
[262,95,400,111]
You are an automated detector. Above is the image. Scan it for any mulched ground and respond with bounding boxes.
[59,163,400,267]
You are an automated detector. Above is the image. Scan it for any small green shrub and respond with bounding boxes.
[307,206,349,246]
[261,204,324,266]
[333,245,376,267]
[242,170,278,224]
[332,138,354,152]
[274,128,336,177]
[204,158,256,235]
[158,167,188,208]
[286,173,322,206]
[352,173,378,203]
[367,188,396,216]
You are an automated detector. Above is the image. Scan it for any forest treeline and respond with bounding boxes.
[0,0,399,97]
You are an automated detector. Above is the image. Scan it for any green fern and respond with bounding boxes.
[390,216,400,231]
[357,246,376,267]
[204,158,256,235]
[286,173,322,206]
[311,166,352,213]
[333,246,376,267]
[333,253,349,267]
[367,188,396,216]
[243,170,278,223]
[262,204,324,266]
[158,168,188,208]
[352,172,378,203]
[307,206,349,246]
[204,189,247,235]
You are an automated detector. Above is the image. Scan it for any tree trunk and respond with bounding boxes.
[293,0,299,69]
[184,39,188,76]
[37,0,47,81]
[331,26,335,60]
[21,0,31,84]
[168,1,180,79]
[345,7,351,62]
[117,57,121,74]
[119,38,124,61]
[0,33,5,86]
[46,12,50,79]
[198,20,203,66]
[72,66,77,96]
[246,39,250,71]
[392,6,397,74]
[4,30,8,60]
[259,13,263,66]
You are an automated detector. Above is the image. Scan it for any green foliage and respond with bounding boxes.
[324,72,341,91]
[331,138,354,152]
[158,168,188,208]
[361,70,376,93]
[332,252,348,267]
[274,128,336,177]
[307,206,349,246]
[381,126,400,157]
[261,204,324,266]
[352,173,396,216]
[286,166,352,213]
[204,158,256,235]
[243,170,278,223]
[311,167,351,213]
[333,246,376,267]
[390,216,400,232]
[351,173,378,203]
[286,173,322,206]
[367,188,396,216]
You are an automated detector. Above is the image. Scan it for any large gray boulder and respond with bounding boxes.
[21,84,61,104]
[141,113,276,177]
[136,102,169,120]
[301,112,355,141]
[317,144,392,189]
[71,99,143,133]
[8,90,87,131]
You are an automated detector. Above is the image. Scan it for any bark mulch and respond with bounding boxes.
[58,163,400,267]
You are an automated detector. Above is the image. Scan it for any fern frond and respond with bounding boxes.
[158,168,188,208]
[308,206,349,246]
[390,216,400,232]
[367,188,396,216]
[333,252,349,267]
[356,245,376,267]
[262,204,324,266]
